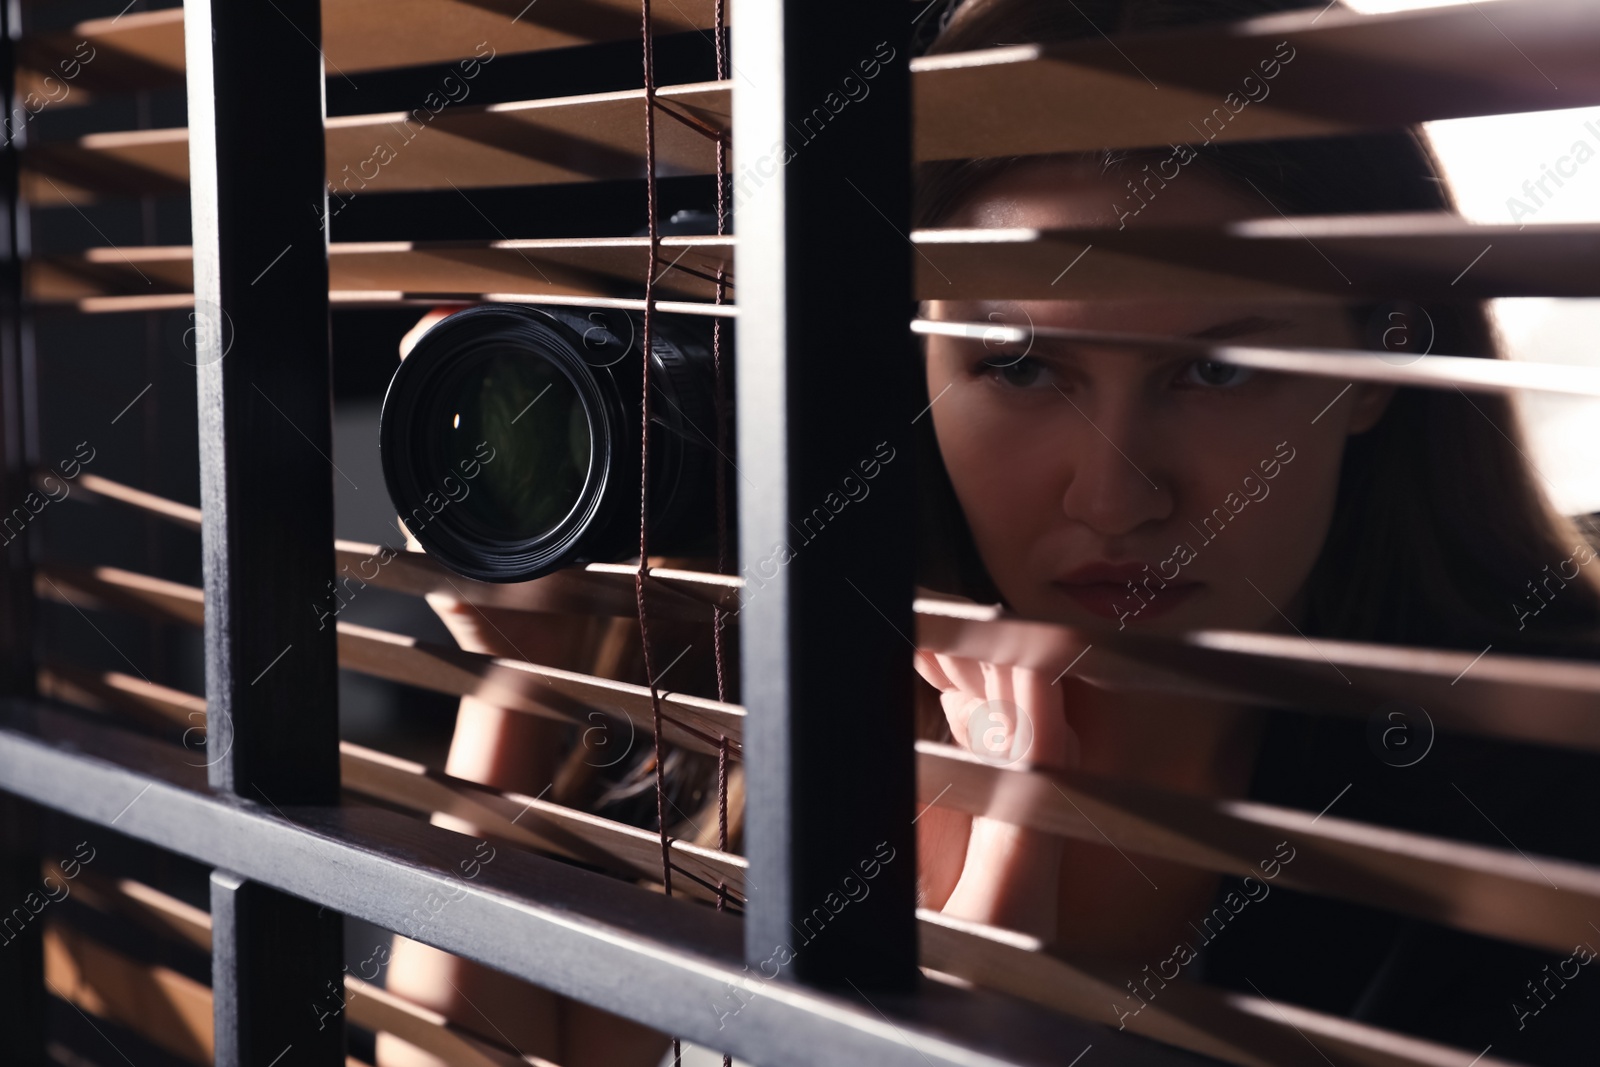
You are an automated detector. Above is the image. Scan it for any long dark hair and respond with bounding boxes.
[911,0,1600,662]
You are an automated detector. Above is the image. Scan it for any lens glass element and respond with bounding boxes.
[437,346,591,542]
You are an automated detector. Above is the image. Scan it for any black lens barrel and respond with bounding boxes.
[380,304,730,583]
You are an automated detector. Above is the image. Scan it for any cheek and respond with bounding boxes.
[931,387,1066,584]
[1179,394,1348,629]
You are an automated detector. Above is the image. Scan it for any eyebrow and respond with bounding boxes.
[1184,316,1293,342]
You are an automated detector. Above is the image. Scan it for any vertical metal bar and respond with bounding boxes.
[732,3,919,989]
[212,871,346,1066]
[0,0,44,1060]
[0,801,44,1067]
[184,0,344,1062]
[0,0,32,699]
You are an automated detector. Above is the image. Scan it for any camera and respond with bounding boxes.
[380,303,731,583]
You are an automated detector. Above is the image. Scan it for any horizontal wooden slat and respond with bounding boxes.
[61,859,1531,1067]
[41,662,746,904]
[19,0,722,95]
[35,563,743,754]
[25,1,1600,204]
[918,740,1600,956]
[43,289,738,317]
[915,597,1600,756]
[911,217,1600,301]
[918,911,1529,1067]
[59,470,739,618]
[23,81,730,206]
[45,914,551,1067]
[17,9,185,103]
[27,234,732,303]
[53,658,1600,977]
[33,215,1600,306]
[53,473,1600,756]
[914,0,1600,160]
[44,922,215,1064]
[913,318,1600,399]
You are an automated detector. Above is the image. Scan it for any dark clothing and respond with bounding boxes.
[1195,711,1600,1065]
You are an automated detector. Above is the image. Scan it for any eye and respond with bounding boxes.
[979,355,1051,390]
[1179,359,1255,389]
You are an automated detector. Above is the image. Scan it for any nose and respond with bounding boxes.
[1058,399,1173,538]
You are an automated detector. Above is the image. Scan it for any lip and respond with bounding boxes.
[1052,562,1201,623]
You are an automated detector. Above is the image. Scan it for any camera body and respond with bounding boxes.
[380,303,731,583]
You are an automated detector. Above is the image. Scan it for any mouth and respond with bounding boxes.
[1050,563,1201,623]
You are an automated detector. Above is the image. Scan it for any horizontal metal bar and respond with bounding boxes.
[0,700,1195,1067]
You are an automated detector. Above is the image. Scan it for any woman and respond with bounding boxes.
[911,2,1600,1062]
[382,0,1600,1064]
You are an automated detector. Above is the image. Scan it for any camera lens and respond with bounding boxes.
[380,304,729,583]
[433,344,590,541]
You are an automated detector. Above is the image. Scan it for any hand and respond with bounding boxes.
[913,651,1080,942]
[914,652,1079,772]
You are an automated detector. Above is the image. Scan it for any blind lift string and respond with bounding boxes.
[638,0,737,1057]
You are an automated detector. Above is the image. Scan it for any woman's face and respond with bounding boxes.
[924,156,1394,634]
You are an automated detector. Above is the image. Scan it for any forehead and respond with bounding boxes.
[940,153,1263,231]
[924,298,1358,346]
[930,157,1359,345]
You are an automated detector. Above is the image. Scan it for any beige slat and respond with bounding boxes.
[18,9,185,102]
[20,0,724,97]
[331,539,728,621]
[43,662,749,904]
[32,216,1600,307]
[28,234,732,303]
[22,81,730,207]
[44,290,737,317]
[35,563,743,755]
[49,653,1600,979]
[61,470,739,617]
[25,0,1600,207]
[913,318,1600,399]
[43,922,213,1064]
[51,817,1520,1067]
[918,740,1600,956]
[915,597,1600,757]
[67,867,214,952]
[52,473,1600,757]
[45,914,553,1067]
[26,1,1600,204]
[913,0,1600,160]
[919,910,1530,1067]
[910,218,1600,301]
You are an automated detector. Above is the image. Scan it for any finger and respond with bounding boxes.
[1014,666,1080,771]
[938,689,987,752]
[935,653,988,698]
[965,659,1016,762]
[913,650,953,692]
